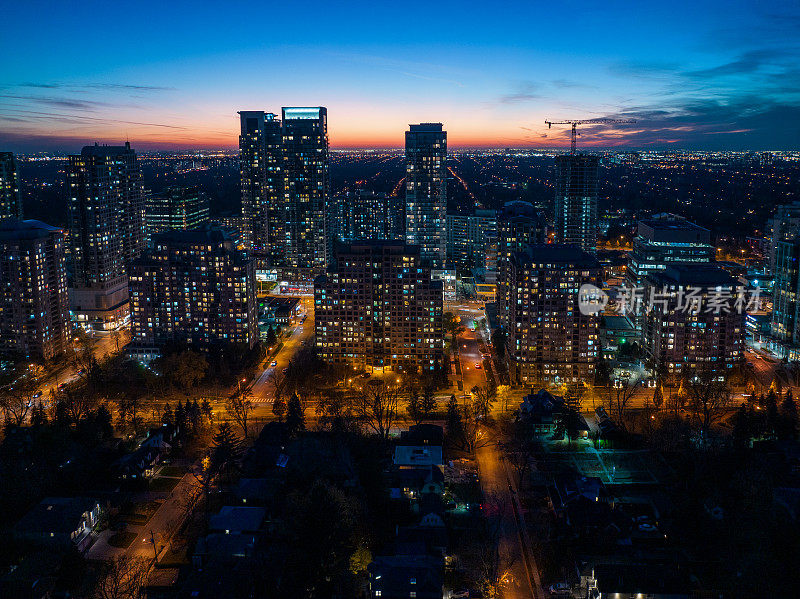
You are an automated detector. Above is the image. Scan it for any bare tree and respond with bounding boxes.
[471,382,497,419]
[0,376,38,426]
[686,372,733,441]
[351,380,400,442]
[606,380,640,432]
[266,368,288,402]
[61,388,98,423]
[226,387,254,439]
[92,555,150,599]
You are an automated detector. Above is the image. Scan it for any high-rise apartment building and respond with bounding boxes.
[314,241,444,373]
[0,152,23,219]
[643,264,744,379]
[497,201,548,331]
[405,123,447,268]
[146,186,209,241]
[505,245,601,386]
[768,201,800,273]
[238,108,329,276]
[67,142,146,330]
[282,107,330,275]
[128,227,257,362]
[554,154,599,252]
[0,220,69,360]
[329,190,404,245]
[446,209,497,280]
[626,214,714,290]
[771,238,800,353]
[626,214,714,327]
[239,111,282,256]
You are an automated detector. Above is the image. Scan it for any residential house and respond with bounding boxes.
[13,497,102,553]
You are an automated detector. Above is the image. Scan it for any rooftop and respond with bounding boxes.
[0,219,62,241]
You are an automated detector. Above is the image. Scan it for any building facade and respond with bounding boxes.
[315,242,444,373]
[446,209,497,280]
[0,220,69,360]
[626,214,714,327]
[771,237,800,351]
[642,264,745,379]
[497,202,548,331]
[239,111,282,255]
[146,186,210,242]
[505,245,601,386]
[0,152,23,219]
[768,201,800,273]
[405,123,447,268]
[329,190,404,245]
[128,227,257,361]
[282,107,330,275]
[626,214,713,290]
[67,142,145,330]
[554,154,598,252]
[238,108,330,277]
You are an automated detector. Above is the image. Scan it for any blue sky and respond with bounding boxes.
[1,0,799,150]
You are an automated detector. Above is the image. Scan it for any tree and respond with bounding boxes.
[210,422,242,481]
[421,386,437,418]
[471,382,497,419]
[92,555,150,599]
[267,368,288,402]
[446,394,465,447]
[780,390,798,440]
[61,388,98,424]
[282,479,362,596]
[226,387,254,439]
[351,380,400,442]
[685,372,733,442]
[406,387,422,425]
[161,403,174,427]
[286,392,305,436]
[561,384,585,444]
[0,375,37,426]
[272,395,287,421]
[491,328,507,359]
[158,349,208,390]
[606,380,640,432]
[266,325,278,348]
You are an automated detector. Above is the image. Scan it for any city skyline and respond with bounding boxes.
[2,1,800,152]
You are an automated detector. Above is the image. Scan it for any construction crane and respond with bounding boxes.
[544,118,637,154]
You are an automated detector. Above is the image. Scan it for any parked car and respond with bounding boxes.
[548,582,571,596]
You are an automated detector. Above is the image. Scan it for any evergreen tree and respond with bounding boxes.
[407,388,422,425]
[175,400,187,433]
[732,403,753,449]
[266,325,278,348]
[446,394,464,446]
[95,404,113,439]
[780,390,798,440]
[211,422,242,479]
[766,390,779,437]
[162,403,174,427]
[286,392,305,436]
[201,399,213,423]
[421,386,436,418]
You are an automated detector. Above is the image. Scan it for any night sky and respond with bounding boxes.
[1,0,799,151]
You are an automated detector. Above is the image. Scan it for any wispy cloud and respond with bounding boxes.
[0,93,109,110]
[14,82,174,92]
[498,82,540,104]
